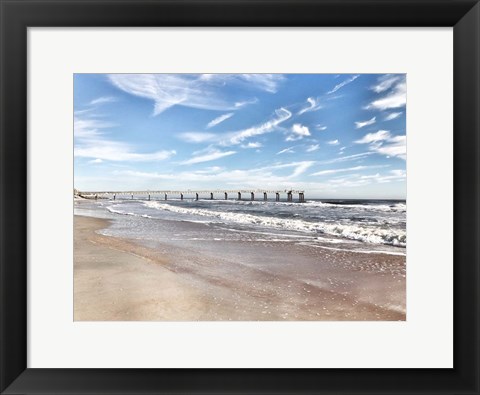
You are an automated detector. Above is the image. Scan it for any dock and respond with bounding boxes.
[76,189,306,202]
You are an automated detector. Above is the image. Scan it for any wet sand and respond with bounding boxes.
[74,215,406,321]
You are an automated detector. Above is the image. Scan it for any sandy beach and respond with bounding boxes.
[74,214,406,321]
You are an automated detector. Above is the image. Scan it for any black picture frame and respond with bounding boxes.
[1,1,479,394]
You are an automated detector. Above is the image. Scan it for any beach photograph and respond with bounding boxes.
[74,73,406,321]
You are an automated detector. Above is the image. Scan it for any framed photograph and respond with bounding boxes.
[1,0,479,394]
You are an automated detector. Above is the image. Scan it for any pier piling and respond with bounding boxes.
[238,192,241,200]
[276,193,280,202]
[264,192,267,201]
[251,192,255,201]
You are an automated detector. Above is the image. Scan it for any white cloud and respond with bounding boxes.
[289,161,315,177]
[74,117,115,139]
[235,74,285,93]
[220,108,292,146]
[88,158,103,164]
[286,123,311,141]
[371,75,402,93]
[241,142,262,149]
[181,108,291,148]
[369,135,406,160]
[355,116,376,129]
[74,116,176,162]
[390,169,406,177]
[311,164,389,176]
[277,147,295,155]
[234,98,259,108]
[355,130,406,160]
[384,112,402,121]
[306,144,320,152]
[206,113,234,128]
[367,76,406,110]
[316,124,327,131]
[114,161,316,189]
[354,130,391,144]
[298,97,322,115]
[292,124,310,136]
[75,142,176,162]
[319,152,373,165]
[181,150,236,165]
[89,96,117,106]
[108,74,283,116]
[327,139,339,145]
[327,75,359,94]
[359,169,406,183]
[178,132,217,143]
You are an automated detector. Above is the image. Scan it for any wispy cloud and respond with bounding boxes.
[182,150,236,165]
[75,140,176,162]
[360,169,406,183]
[319,152,373,165]
[369,135,406,160]
[206,113,234,129]
[367,75,406,110]
[306,144,320,152]
[74,115,176,162]
[180,108,292,148]
[355,130,406,160]
[220,108,292,146]
[88,158,104,164]
[277,147,295,155]
[108,74,283,116]
[234,74,285,93]
[178,132,217,144]
[384,112,402,121]
[89,96,118,106]
[115,161,316,189]
[234,98,259,108]
[371,74,402,93]
[316,124,327,131]
[241,142,262,149]
[327,139,340,145]
[286,123,311,141]
[327,75,359,94]
[355,116,376,129]
[297,97,322,115]
[311,164,389,176]
[354,130,391,144]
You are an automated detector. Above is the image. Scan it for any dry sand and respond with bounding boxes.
[74,215,405,321]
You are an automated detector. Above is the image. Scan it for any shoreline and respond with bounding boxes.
[74,214,406,321]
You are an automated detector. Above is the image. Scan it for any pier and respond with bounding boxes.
[77,189,306,202]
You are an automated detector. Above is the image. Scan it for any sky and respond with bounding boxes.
[74,73,406,199]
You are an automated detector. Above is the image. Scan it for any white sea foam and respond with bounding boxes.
[143,201,406,247]
[304,200,406,212]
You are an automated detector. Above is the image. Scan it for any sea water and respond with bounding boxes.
[75,198,406,256]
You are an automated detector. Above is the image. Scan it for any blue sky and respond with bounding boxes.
[74,74,406,199]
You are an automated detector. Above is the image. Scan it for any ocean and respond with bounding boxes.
[75,197,406,256]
